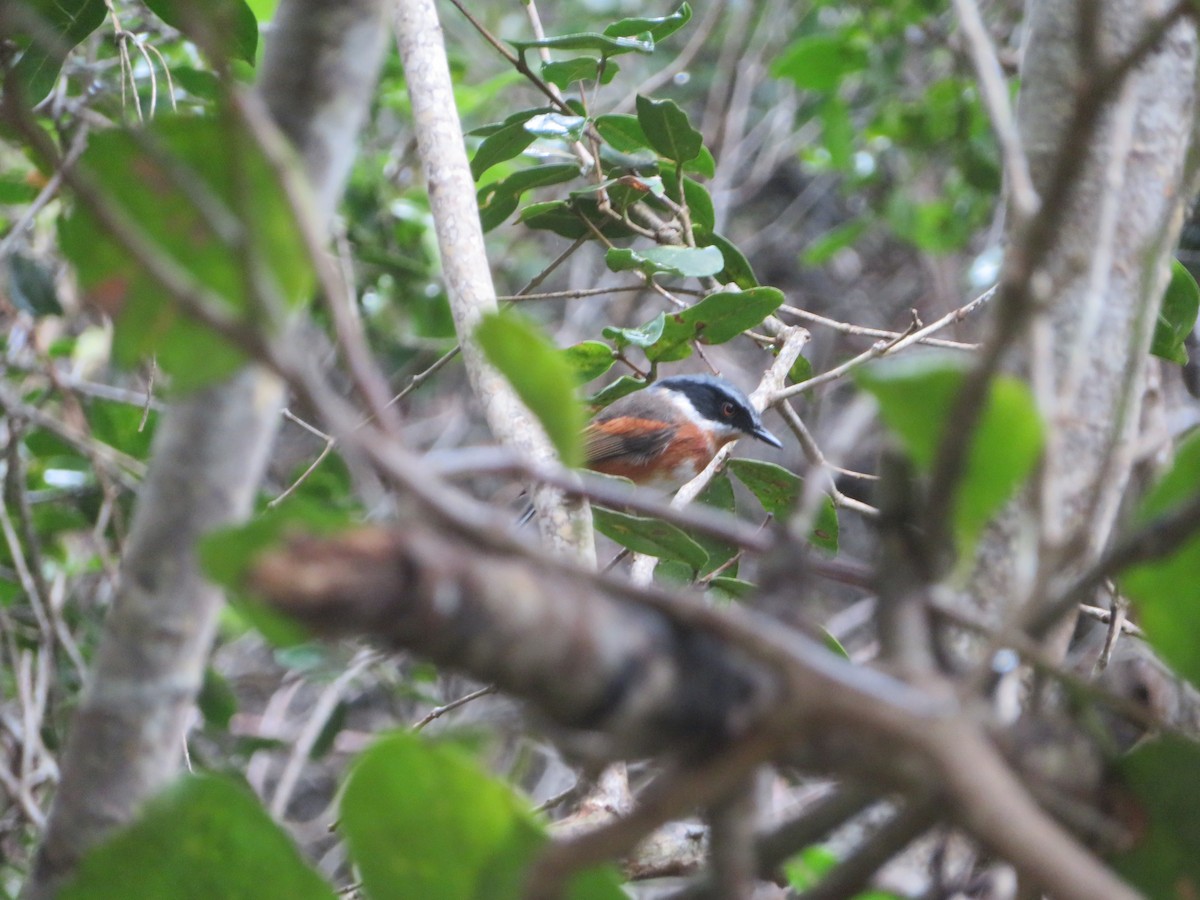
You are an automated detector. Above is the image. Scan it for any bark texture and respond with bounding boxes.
[969,0,1197,629]
[23,2,388,896]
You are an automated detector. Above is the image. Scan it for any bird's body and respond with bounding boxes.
[583,374,781,490]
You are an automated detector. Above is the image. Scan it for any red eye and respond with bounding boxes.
[722,402,735,417]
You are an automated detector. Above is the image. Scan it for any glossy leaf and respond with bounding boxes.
[563,341,615,383]
[1120,432,1200,688]
[1151,259,1199,365]
[1112,738,1200,899]
[341,733,624,900]
[510,32,653,58]
[470,120,538,180]
[588,375,646,407]
[541,57,619,89]
[604,4,692,42]
[592,508,710,571]
[476,311,586,467]
[603,313,665,349]
[636,95,703,164]
[523,112,587,143]
[144,0,259,65]
[727,459,839,553]
[478,163,579,232]
[59,775,333,900]
[9,0,107,105]
[856,354,1043,557]
[646,287,784,362]
[59,116,315,392]
[697,230,759,288]
[605,245,723,279]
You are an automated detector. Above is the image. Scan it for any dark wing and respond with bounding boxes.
[584,417,675,467]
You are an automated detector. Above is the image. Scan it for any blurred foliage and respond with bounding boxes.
[2,0,1197,899]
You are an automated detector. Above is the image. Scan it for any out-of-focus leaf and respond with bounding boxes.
[144,0,259,65]
[771,30,868,91]
[855,353,1043,558]
[342,732,624,900]
[6,253,62,316]
[802,219,869,266]
[59,775,334,900]
[59,115,314,392]
[784,844,839,891]
[1120,432,1200,688]
[9,0,107,105]
[605,245,723,279]
[592,508,709,571]
[1152,259,1199,365]
[1112,738,1200,899]
[198,667,237,730]
[636,95,703,163]
[476,311,586,467]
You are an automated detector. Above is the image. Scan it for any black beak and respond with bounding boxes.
[751,422,783,448]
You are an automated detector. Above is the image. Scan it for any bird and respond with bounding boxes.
[582,374,782,490]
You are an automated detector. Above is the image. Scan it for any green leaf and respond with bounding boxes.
[143,0,259,66]
[855,354,1043,557]
[771,30,868,92]
[802,219,869,266]
[820,96,855,170]
[342,733,624,900]
[727,459,839,553]
[198,667,238,730]
[60,775,334,900]
[1120,432,1200,688]
[563,341,615,383]
[59,115,314,392]
[1112,738,1200,899]
[478,163,579,232]
[519,199,638,240]
[636,95,704,164]
[603,313,665,349]
[541,57,619,89]
[1152,259,1200,365]
[9,0,107,105]
[660,164,715,231]
[645,287,784,362]
[6,253,62,316]
[605,245,724,279]
[686,145,717,179]
[475,311,586,467]
[588,376,645,407]
[789,354,813,384]
[691,474,739,575]
[697,230,758,288]
[592,508,709,570]
[523,112,587,143]
[784,844,839,891]
[471,120,538,181]
[708,576,755,599]
[593,114,653,153]
[510,32,654,58]
[604,4,692,42]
